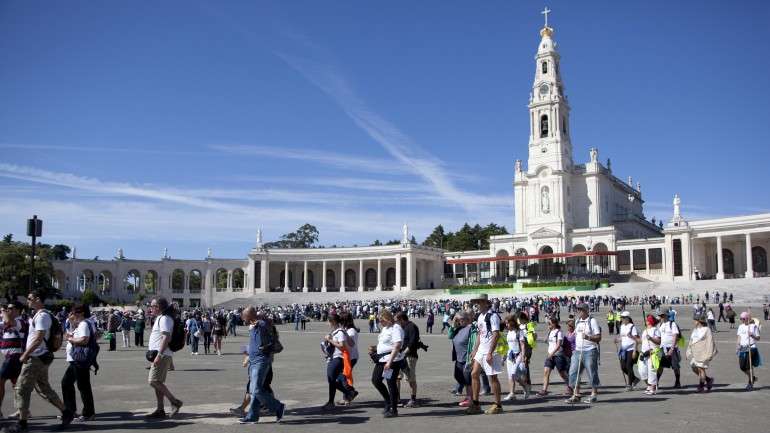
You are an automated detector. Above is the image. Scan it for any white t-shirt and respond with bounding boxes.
[331,328,346,359]
[476,311,501,355]
[574,317,601,351]
[149,315,174,356]
[66,321,91,362]
[618,323,638,352]
[347,328,359,360]
[27,310,52,357]
[376,324,405,362]
[506,329,520,355]
[690,326,708,344]
[737,323,760,348]
[659,321,680,348]
[547,329,564,355]
[641,326,661,352]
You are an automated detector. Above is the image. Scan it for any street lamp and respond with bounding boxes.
[26,215,43,292]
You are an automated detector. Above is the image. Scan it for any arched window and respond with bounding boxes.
[722,249,735,275]
[385,268,396,289]
[97,271,112,295]
[542,61,548,74]
[125,270,141,294]
[77,270,94,293]
[189,270,202,293]
[171,269,185,293]
[326,269,336,290]
[752,246,768,274]
[365,268,377,289]
[495,250,510,280]
[304,270,314,290]
[232,269,244,291]
[215,268,228,291]
[144,270,158,293]
[344,269,356,290]
[278,270,293,290]
[540,114,549,137]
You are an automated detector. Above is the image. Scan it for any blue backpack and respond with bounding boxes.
[71,321,101,374]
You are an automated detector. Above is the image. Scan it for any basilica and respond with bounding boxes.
[52,13,770,307]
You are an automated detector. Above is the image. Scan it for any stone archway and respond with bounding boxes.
[495,250,510,280]
[539,246,554,277]
[752,246,767,274]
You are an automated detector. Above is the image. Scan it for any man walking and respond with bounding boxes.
[656,311,682,388]
[565,303,602,404]
[14,290,69,431]
[396,312,421,408]
[146,297,183,419]
[238,307,284,424]
[465,294,503,415]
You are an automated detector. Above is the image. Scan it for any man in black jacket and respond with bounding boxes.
[396,312,422,408]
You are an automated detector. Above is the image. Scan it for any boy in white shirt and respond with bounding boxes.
[466,294,503,415]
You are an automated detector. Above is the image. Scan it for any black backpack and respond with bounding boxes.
[163,310,186,353]
[40,310,63,353]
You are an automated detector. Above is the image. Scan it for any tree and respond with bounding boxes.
[0,238,60,302]
[370,240,383,246]
[424,222,508,251]
[422,225,446,248]
[385,239,401,246]
[50,244,71,260]
[264,224,320,249]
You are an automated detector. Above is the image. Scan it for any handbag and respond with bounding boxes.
[145,350,159,363]
[71,346,89,363]
[193,330,202,338]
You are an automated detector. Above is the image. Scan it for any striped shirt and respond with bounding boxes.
[0,318,26,357]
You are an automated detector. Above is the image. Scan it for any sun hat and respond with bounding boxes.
[620,311,631,318]
[470,293,491,305]
[740,311,750,320]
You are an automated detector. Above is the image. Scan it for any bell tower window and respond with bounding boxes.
[540,115,549,138]
[542,61,548,74]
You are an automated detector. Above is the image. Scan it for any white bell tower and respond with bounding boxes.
[527,8,572,172]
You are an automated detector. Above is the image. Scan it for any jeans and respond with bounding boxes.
[191,336,199,353]
[326,357,350,403]
[203,332,211,354]
[246,359,282,421]
[371,360,403,414]
[454,361,470,390]
[335,358,357,397]
[122,330,131,348]
[568,349,600,389]
[619,350,637,384]
[61,362,95,418]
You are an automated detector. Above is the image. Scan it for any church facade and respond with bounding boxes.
[51,13,770,307]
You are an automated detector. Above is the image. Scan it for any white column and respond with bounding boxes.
[259,259,268,293]
[745,233,754,278]
[464,263,468,284]
[395,255,402,291]
[376,258,382,291]
[340,260,346,291]
[303,261,309,291]
[283,261,289,292]
[716,236,724,279]
[406,253,415,290]
[321,260,327,292]
[629,250,634,273]
[358,260,364,292]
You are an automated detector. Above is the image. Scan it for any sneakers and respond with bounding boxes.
[60,410,75,427]
[502,392,516,401]
[582,394,597,404]
[484,404,503,415]
[229,407,245,417]
[170,400,183,417]
[238,417,258,424]
[275,403,285,423]
[145,410,167,419]
[746,383,754,391]
[74,415,95,423]
[644,389,657,396]
[464,404,483,415]
[630,377,640,390]
[564,395,580,404]
[383,410,398,418]
[458,399,471,407]
[404,399,418,408]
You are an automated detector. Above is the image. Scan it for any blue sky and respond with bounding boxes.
[1,0,769,260]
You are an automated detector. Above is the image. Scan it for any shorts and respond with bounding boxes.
[544,354,569,372]
[0,356,22,381]
[148,355,172,384]
[506,358,526,379]
[399,356,418,383]
[659,347,680,370]
[739,347,761,372]
[474,351,503,376]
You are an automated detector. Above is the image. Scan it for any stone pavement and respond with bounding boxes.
[1,306,766,433]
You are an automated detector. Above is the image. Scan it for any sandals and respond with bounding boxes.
[536,390,549,397]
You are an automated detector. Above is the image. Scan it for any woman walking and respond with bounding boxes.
[338,311,359,405]
[201,314,212,355]
[736,312,761,390]
[321,313,351,411]
[616,311,640,390]
[503,315,528,401]
[212,313,225,357]
[539,317,570,396]
[686,314,716,392]
[188,314,200,356]
[61,304,96,423]
[638,315,661,395]
[370,310,405,418]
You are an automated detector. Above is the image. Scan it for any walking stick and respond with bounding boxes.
[615,340,628,387]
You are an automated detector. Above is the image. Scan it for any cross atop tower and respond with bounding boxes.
[541,7,552,28]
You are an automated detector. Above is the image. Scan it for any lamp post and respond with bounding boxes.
[26,215,43,292]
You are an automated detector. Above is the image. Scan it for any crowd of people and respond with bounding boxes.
[0,290,764,430]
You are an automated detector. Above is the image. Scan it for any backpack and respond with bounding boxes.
[72,321,101,374]
[270,325,283,355]
[164,310,186,352]
[39,310,63,353]
[561,331,573,358]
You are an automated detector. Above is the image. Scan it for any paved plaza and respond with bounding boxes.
[1,305,766,433]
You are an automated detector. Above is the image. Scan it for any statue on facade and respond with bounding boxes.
[163,248,168,259]
[207,248,212,259]
[116,248,124,259]
[256,228,263,250]
[541,187,550,214]
[515,159,522,173]
[673,193,681,219]
[402,223,409,245]
[589,147,598,163]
